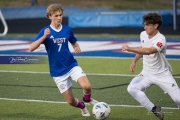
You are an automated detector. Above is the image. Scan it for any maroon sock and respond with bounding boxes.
[83,93,91,101]
[76,99,85,109]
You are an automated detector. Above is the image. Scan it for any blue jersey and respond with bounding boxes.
[35,25,78,77]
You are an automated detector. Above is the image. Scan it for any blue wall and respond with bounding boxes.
[69,12,173,27]
[1,6,179,27]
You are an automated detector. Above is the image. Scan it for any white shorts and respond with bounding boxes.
[130,70,179,94]
[53,66,86,93]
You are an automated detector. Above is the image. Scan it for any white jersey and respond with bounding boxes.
[140,31,172,75]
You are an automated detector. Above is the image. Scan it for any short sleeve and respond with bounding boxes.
[69,28,77,44]
[34,28,46,44]
[153,36,166,52]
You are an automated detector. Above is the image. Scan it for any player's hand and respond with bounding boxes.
[130,62,136,74]
[122,44,129,51]
[44,28,50,38]
[74,46,81,54]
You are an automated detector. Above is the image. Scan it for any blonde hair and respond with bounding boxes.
[46,4,64,18]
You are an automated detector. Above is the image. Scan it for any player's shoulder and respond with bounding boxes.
[140,31,147,38]
[140,31,146,36]
[39,26,50,32]
[156,32,165,39]
[153,32,166,43]
[62,24,71,30]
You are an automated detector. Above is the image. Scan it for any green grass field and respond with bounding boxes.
[0,58,180,120]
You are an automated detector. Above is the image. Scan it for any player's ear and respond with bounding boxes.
[46,13,52,19]
[154,24,159,29]
[47,15,52,19]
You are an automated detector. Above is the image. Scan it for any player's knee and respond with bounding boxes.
[176,99,180,105]
[173,96,180,105]
[170,89,180,105]
[127,84,134,94]
[127,84,138,94]
[82,84,91,92]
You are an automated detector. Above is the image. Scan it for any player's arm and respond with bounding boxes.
[29,28,50,52]
[130,53,142,74]
[122,44,157,55]
[29,36,46,52]
[71,42,81,54]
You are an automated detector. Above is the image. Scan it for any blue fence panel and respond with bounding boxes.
[1,6,46,19]
[0,6,175,27]
[69,11,173,28]
[0,6,111,19]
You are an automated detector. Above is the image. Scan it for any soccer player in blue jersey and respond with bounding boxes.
[29,4,98,117]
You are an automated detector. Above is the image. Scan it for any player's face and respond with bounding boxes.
[143,22,158,38]
[49,10,63,26]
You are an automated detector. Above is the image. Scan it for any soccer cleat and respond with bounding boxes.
[89,98,98,106]
[83,97,99,106]
[151,106,164,120]
[80,107,90,116]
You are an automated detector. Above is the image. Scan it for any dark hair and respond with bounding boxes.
[142,12,162,29]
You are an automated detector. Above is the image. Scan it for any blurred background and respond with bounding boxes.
[0,0,180,35]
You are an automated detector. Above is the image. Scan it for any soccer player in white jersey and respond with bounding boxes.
[122,12,180,120]
[29,4,98,117]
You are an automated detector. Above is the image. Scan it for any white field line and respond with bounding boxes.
[0,70,180,110]
[0,70,180,78]
[0,97,179,110]
[0,55,179,60]
[0,70,49,74]
[0,70,135,76]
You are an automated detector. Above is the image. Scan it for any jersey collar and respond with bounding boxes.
[50,24,62,32]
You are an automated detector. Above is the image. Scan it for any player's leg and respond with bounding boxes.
[127,73,154,111]
[127,73,164,120]
[155,74,180,108]
[168,88,180,108]
[70,66,98,105]
[78,76,91,100]
[61,87,78,106]
[62,86,90,116]
[53,76,90,116]
[77,75,98,105]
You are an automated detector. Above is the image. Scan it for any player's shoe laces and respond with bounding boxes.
[80,107,90,116]
[83,97,98,106]
[151,106,164,120]
[89,98,98,106]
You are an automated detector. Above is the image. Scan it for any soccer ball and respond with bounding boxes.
[92,102,110,120]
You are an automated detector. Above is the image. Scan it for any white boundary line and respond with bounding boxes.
[0,55,179,60]
[0,97,179,110]
[0,70,49,74]
[0,70,180,78]
[0,70,179,110]
[0,70,135,76]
